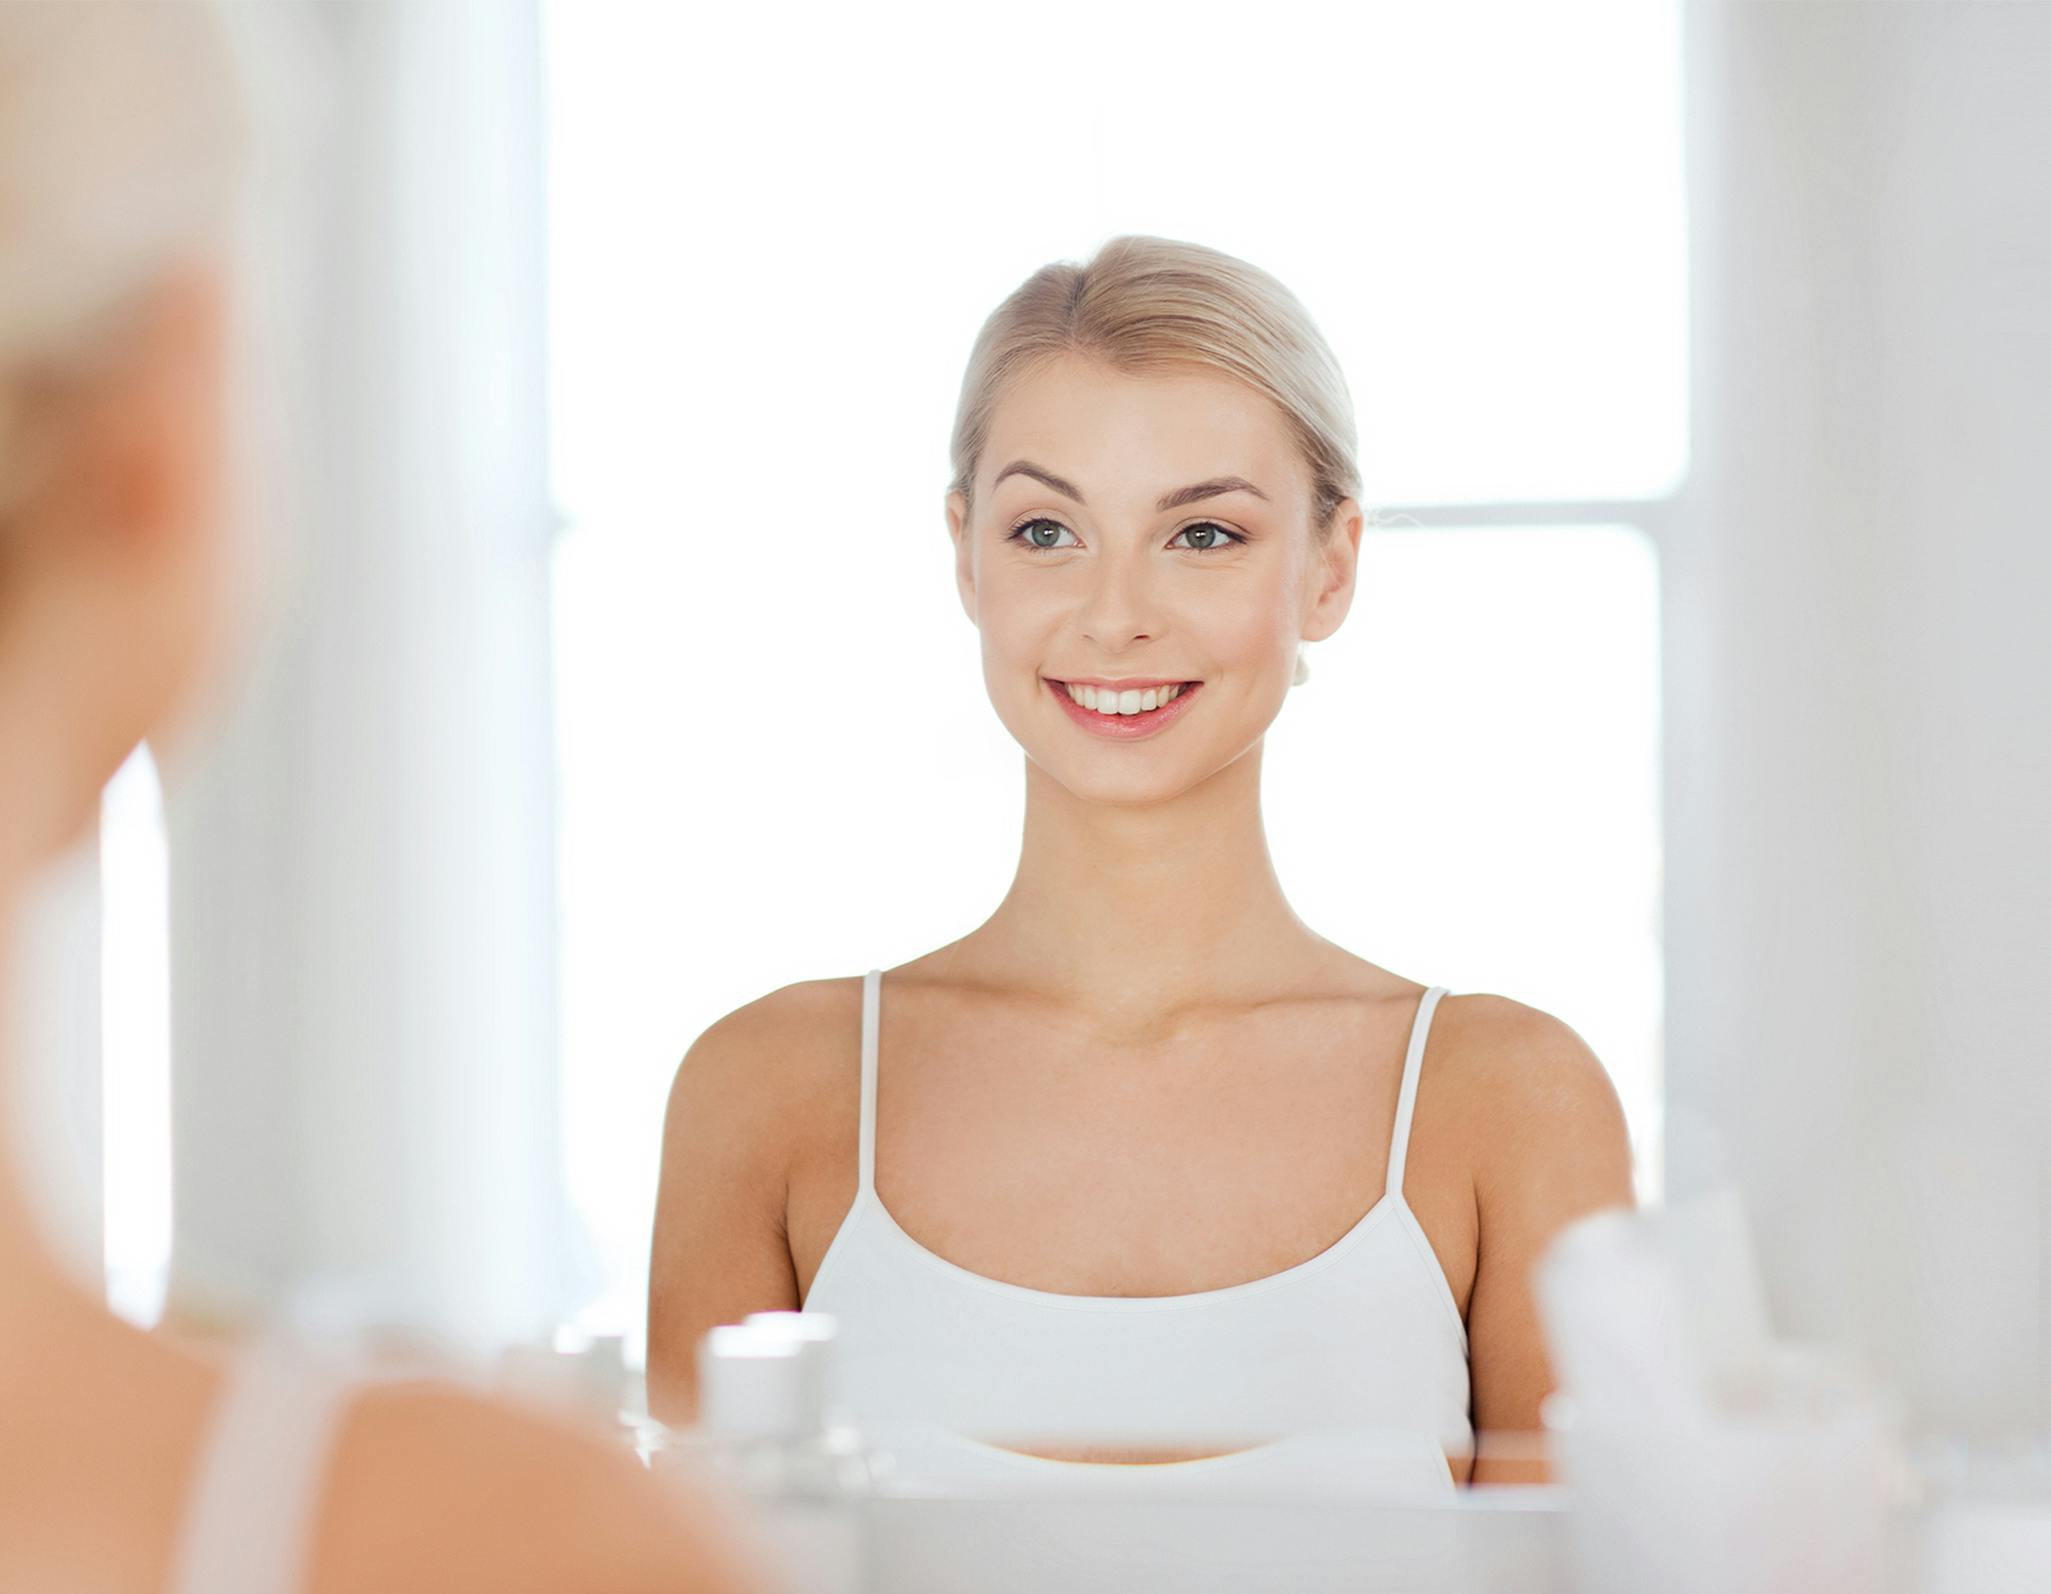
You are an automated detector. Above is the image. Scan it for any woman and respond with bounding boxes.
[0,8,764,1590]
[647,235,1636,1488]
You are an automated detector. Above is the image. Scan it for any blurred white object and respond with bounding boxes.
[744,1311,842,1430]
[1908,1433,2051,1594]
[1659,1181,1775,1395]
[1551,1387,1905,1594]
[493,1331,627,1421]
[698,1324,809,1444]
[1536,1186,1776,1418]
[658,1316,878,1594]
[1536,1193,1911,1594]
[1921,1498,2051,1594]
[1533,1205,1715,1426]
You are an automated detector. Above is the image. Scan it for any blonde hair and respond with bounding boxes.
[947,235,1363,539]
[0,2,243,520]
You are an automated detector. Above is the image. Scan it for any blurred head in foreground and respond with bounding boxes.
[0,1,242,886]
[0,11,770,1590]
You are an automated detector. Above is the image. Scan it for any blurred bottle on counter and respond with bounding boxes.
[1535,1191,1914,1594]
[645,1313,881,1594]
[496,1332,626,1405]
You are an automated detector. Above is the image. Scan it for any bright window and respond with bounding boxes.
[101,743,172,1329]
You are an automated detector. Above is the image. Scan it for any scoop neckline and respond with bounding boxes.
[887,1426,1463,1492]
[858,1181,1405,1312]
[919,1429,1278,1475]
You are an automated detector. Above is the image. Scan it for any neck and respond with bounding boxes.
[0,620,123,1326]
[967,741,1334,1034]
[0,625,100,890]
[0,876,102,1341]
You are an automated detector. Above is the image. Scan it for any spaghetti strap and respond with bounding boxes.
[164,1330,356,1594]
[858,967,881,1193]
[1384,986,1449,1204]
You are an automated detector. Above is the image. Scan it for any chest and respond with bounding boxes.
[784,995,1479,1314]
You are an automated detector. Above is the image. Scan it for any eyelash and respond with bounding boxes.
[1004,516,1247,553]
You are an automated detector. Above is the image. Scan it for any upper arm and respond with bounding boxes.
[645,990,813,1426]
[1458,997,1637,1484]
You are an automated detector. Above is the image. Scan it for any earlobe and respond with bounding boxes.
[100,403,184,550]
[72,268,224,556]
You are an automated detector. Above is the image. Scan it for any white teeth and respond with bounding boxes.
[1062,681,1186,715]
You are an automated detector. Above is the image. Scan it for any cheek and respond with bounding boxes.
[975,574,1064,660]
[1183,585,1294,664]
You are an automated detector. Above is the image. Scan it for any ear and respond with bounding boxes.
[71,263,227,561]
[1302,497,1364,643]
[946,488,978,626]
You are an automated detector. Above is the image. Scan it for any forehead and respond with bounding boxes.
[983,353,1303,502]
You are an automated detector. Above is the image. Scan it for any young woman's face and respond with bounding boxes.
[947,352,1355,805]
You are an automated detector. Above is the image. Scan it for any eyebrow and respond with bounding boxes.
[990,458,1271,513]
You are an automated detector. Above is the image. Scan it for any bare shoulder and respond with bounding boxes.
[1426,992,1636,1203]
[662,975,863,1144]
[312,1381,772,1594]
[649,976,864,1416]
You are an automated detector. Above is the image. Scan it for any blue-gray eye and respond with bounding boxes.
[1016,519,1074,550]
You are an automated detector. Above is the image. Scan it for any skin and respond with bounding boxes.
[648,350,1638,1485]
[0,263,770,1592]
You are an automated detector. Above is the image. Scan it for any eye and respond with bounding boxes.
[1006,516,1079,551]
[1004,517,1247,553]
[1170,521,1245,552]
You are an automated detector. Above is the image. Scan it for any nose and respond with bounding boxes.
[1076,544,1161,650]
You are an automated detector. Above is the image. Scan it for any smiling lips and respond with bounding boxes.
[1058,680,1190,715]
[1045,676,1204,739]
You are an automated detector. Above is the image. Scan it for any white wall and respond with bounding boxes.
[160,0,572,1354]
[1668,0,2051,1435]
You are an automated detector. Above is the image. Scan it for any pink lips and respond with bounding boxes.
[1046,677,1203,740]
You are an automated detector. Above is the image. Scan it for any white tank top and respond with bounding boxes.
[803,970,1472,1494]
